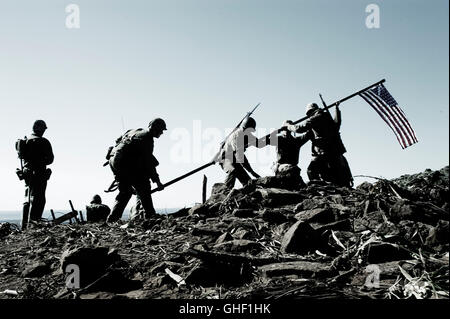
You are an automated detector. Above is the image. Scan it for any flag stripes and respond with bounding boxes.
[359,83,418,149]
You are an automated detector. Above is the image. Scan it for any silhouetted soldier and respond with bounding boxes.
[86,195,110,222]
[107,118,166,222]
[276,120,311,187]
[219,117,270,190]
[286,103,353,187]
[20,120,54,229]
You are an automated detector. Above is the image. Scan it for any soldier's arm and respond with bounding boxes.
[144,138,164,188]
[244,132,271,149]
[287,122,309,134]
[242,156,260,178]
[296,131,312,147]
[253,134,271,148]
[45,139,54,165]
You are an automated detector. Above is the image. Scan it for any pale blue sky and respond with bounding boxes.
[0,0,448,213]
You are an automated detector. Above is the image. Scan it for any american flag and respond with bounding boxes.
[359,83,418,149]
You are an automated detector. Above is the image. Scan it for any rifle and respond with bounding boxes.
[150,103,261,193]
[15,136,30,230]
[319,93,341,129]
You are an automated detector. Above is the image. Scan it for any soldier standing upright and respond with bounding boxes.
[106,118,166,222]
[17,120,54,229]
[286,102,353,187]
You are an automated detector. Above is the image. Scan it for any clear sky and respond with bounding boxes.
[0,0,448,214]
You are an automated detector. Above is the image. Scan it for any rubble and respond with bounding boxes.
[0,166,448,299]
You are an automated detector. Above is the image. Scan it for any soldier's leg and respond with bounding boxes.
[307,156,323,181]
[29,175,47,222]
[224,171,237,190]
[335,155,353,187]
[133,179,156,218]
[130,196,145,220]
[324,155,345,185]
[234,164,251,186]
[108,181,133,222]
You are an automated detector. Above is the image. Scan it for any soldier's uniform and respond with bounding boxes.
[22,122,54,228]
[274,128,311,187]
[86,195,110,222]
[107,119,166,222]
[219,118,270,190]
[290,104,353,187]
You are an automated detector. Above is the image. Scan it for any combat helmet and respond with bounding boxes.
[148,118,167,131]
[242,117,256,131]
[305,103,319,116]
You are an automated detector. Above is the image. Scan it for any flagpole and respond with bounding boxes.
[150,102,261,194]
[256,79,387,143]
[292,79,386,125]
[151,79,386,194]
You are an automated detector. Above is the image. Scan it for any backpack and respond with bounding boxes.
[15,136,28,160]
[106,128,148,175]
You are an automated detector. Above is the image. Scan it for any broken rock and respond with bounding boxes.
[281,221,322,254]
[213,239,263,254]
[60,246,120,288]
[295,208,335,224]
[22,261,51,278]
[259,261,334,278]
[363,242,411,264]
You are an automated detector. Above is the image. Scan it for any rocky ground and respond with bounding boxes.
[0,167,448,300]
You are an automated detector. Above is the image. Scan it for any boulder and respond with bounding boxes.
[295,208,335,224]
[213,239,263,254]
[215,232,233,245]
[22,261,51,278]
[311,219,352,233]
[60,246,120,288]
[259,261,334,278]
[232,209,257,218]
[425,220,449,248]
[256,188,304,207]
[363,242,411,264]
[281,221,322,254]
[390,200,449,225]
[261,209,289,224]
[295,198,327,211]
[232,228,252,240]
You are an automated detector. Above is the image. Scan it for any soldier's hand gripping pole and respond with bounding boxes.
[259,79,387,143]
[292,79,385,126]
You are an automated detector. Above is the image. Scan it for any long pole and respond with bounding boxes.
[292,79,385,125]
[151,161,215,194]
[257,79,386,142]
[151,102,261,194]
[151,79,385,193]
